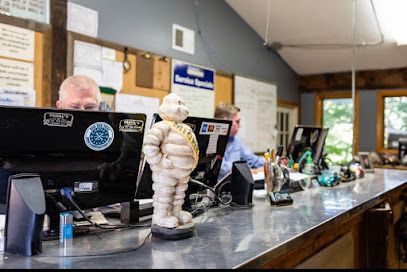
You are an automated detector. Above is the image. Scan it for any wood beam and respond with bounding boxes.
[299,67,407,92]
[50,0,67,107]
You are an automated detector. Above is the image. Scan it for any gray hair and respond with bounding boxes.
[58,75,102,103]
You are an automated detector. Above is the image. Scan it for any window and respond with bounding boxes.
[316,92,358,164]
[377,90,407,153]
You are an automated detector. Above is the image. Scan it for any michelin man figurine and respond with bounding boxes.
[143,93,199,240]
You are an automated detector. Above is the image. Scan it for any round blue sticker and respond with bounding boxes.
[84,122,114,151]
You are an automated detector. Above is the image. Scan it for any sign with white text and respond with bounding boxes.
[0,0,49,24]
[171,59,215,118]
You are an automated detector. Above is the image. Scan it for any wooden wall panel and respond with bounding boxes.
[50,0,67,107]
[215,74,233,106]
[34,32,44,107]
[153,55,170,91]
[117,51,169,103]
[299,67,407,92]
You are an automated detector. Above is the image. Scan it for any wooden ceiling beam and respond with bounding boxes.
[299,67,407,92]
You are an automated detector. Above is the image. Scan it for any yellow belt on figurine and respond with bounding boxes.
[164,120,199,165]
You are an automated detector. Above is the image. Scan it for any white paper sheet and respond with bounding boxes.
[0,59,34,91]
[67,2,98,38]
[172,88,214,118]
[102,47,116,61]
[0,23,35,61]
[115,94,160,134]
[295,128,303,141]
[102,60,123,92]
[74,40,102,69]
[0,89,36,107]
[73,66,103,86]
[206,134,219,155]
[0,92,24,106]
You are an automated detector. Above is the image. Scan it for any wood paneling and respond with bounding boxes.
[153,55,170,91]
[50,0,67,107]
[34,32,44,107]
[300,67,407,92]
[117,51,169,103]
[136,53,170,91]
[215,74,233,106]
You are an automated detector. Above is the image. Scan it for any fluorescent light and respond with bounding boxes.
[374,0,407,45]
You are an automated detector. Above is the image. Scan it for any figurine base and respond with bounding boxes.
[151,222,195,240]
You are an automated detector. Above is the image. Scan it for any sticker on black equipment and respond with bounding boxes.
[43,112,74,127]
[84,122,114,151]
[119,119,144,132]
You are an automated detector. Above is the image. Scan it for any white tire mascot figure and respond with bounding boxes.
[143,93,199,240]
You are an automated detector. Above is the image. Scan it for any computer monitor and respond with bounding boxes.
[135,114,232,205]
[0,106,146,219]
[287,125,329,167]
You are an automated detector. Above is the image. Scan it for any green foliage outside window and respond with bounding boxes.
[323,98,353,165]
[384,96,407,148]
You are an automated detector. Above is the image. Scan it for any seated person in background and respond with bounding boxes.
[0,75,102,211]
[56,75,101,110]
[215,103,265,181]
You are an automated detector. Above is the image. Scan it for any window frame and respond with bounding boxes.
[376,90,407,154]
[315,91,359,155]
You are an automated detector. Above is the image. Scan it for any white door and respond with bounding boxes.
[277,106,298,150]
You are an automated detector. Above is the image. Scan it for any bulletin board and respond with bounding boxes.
[67,31,170,105]
[234,74,277,153]
[0,14,51,108]
[67,31,234,115]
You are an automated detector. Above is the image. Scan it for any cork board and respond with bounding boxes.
[0,16,51,108]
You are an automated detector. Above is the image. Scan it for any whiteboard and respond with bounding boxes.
[234,75,277,153]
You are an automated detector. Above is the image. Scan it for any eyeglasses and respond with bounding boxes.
[67,103,99,111]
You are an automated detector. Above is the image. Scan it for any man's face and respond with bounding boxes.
[230,112,241,137]
[56,88,99,111]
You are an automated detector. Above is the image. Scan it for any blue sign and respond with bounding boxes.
[172,61,214,91]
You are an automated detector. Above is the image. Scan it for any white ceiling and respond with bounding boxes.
[225,0,407,75]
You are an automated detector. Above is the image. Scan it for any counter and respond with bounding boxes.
[1,168,406,269]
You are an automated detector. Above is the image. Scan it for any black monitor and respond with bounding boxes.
[0,106,146,218]
[135,114,232,205]
[287,125,329,166]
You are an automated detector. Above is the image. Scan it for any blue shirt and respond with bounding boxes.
[218,136,265,181]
